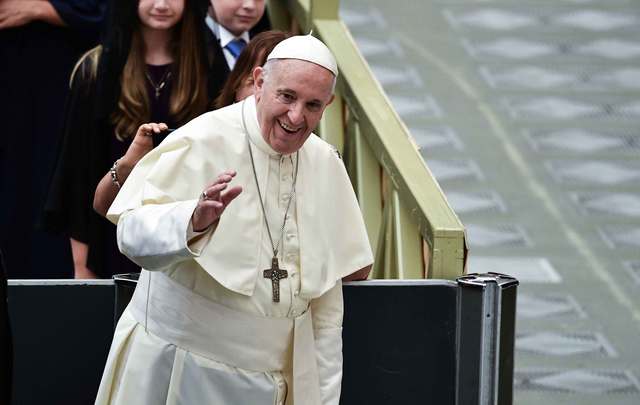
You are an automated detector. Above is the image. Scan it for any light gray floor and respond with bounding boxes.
[340,0,640,403]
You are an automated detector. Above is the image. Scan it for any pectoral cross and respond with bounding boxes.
[263,257,288,302]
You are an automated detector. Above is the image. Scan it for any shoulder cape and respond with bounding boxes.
[108,97,373,299]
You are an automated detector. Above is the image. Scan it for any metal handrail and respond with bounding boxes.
[269,0,467,279]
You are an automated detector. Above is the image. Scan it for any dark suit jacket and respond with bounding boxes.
[205,11,271,101]
[0,1,105,279]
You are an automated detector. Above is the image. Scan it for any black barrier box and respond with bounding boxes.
[6,274,517,405]
[342,280,458,404]
[7,281,114,405]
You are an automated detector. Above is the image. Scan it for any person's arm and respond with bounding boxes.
[342,264,372,281]
[0,1,65,29]
[93,123,166,217]
[310,281,344,405]
[116,171,242,270]
[69,237,96,278]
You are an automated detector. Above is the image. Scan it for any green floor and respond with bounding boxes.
[341,0,640,402]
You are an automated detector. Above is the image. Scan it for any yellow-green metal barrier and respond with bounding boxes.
[268,0,467,279]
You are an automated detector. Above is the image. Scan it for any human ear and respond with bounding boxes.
[253,67,265,89]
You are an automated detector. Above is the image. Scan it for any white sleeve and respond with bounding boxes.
[116,199,214,271]
[310,281,344,405]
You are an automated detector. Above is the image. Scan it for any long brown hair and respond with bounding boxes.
[215,30,290,109]
[112,1,209,140]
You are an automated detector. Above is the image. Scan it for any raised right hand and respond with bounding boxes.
[191,170,243,232]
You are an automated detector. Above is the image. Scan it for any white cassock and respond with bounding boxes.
[96,96,374,405]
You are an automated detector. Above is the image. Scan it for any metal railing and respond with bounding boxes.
[268,0,467,279]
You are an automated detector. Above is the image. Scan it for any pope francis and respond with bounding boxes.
[95,35,374,405]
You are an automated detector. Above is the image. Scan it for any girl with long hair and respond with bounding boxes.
[44,0,211,279]
[92,29,290,218]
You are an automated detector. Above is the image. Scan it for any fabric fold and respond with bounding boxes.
[107,97,373,299]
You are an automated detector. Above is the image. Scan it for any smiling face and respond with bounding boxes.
[138,0,185,30]
[210,0,265,36]
[253,59,335,155]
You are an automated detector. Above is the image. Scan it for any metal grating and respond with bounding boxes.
[445,9,639,32]
[545,161,640,185]
[555,10,639,31]
[591,68,640,90]
[623,261,640,285]
[412,126,464,152]
[340,5,387,29]
[516,331,617,357]
[464,38,556,60]
[571,193,640,217]
[504,97,600,120]
[425,159,484,182]
[340,1,640,403]
[463,38,640,61]
[480,66,640,91]
[468,256,560,282]
[438,0,633,3]
[465,226,533,248]
[525,128,640,154]
[388,94,443,119]
[599,227,640,249]
[445,9,537,31]
[350,36,404,59]
[577,39,640,60]
[503,97,640,120]
[515,369,640,394]
[481,66,575,90]
[517,294,586,319]
[444,190,506,214]
[370,64,423,88]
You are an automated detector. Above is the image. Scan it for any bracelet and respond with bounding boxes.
[109,159,121,189]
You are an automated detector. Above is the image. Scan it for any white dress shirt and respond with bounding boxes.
[205,15,251,70]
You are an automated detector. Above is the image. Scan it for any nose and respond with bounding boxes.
[154,0,169,10]
[242,0,257,11]
[287,103,304,126]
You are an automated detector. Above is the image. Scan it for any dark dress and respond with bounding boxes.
[0,249,11,404]
[43,59,176,278]
[42,12,271,279]
[0,1,106,279]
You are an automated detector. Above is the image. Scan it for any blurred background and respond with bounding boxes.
[340,0,640,403]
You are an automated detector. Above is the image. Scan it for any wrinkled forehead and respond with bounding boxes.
[264,59,336,95]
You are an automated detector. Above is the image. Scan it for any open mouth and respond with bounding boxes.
[278,120,300,135]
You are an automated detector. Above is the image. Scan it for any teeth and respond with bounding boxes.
[279,121,297,132]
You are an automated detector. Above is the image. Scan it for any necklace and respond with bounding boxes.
[145,66,172,99]
[241,100,300,302]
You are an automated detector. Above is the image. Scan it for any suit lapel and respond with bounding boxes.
[206,29,231,101]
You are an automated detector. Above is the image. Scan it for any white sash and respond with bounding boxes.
[128,270,322,405]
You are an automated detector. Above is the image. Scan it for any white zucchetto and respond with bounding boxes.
[266,34,338,77]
